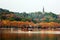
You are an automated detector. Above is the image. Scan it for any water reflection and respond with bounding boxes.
[0,33,60,40]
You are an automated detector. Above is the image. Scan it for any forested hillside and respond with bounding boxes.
[0,8,60,23]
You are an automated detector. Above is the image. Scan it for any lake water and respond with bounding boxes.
[0,33,60,40]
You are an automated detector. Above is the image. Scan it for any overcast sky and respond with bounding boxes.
[0,0,60,14]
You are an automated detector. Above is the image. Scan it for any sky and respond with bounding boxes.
[0,0,60,14]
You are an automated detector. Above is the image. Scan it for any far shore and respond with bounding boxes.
[1,30,60,34]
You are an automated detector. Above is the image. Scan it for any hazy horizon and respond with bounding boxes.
[0,0,60,14]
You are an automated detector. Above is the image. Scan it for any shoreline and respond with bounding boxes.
[2,31,60,34]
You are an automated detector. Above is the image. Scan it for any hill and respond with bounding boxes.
[0,8,60,23]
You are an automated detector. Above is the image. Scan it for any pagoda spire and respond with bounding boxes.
[43,6,45,14]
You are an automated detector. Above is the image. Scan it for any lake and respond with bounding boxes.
[0,33,60,40]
